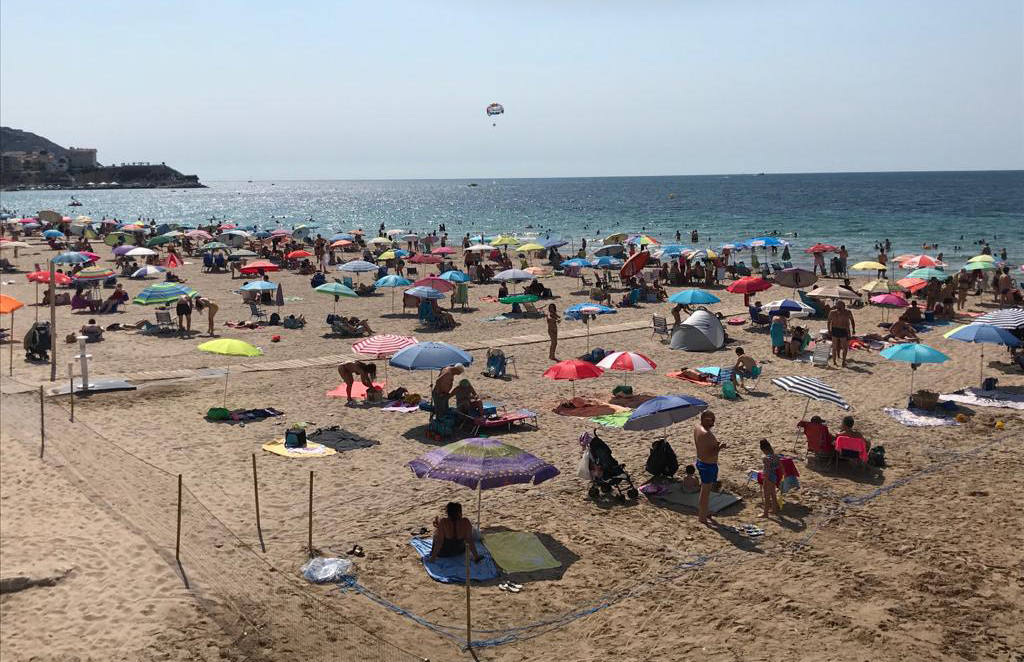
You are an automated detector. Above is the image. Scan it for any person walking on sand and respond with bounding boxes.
[828,301,855,367]
[546,303,560,360]
[693,410,726,526]
[194,297,219,337]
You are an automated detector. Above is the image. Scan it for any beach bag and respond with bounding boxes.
[780,474,800,494]
[867,445,886,468]
[982,377,998,391]
[721,380,738,400]
[645,439,679,478]
[387,387,408,401]
[285,428,307,448]
[365,386,384,404]
[576,450,593,480]
[206,407,230,421]
[268,312,281,325]
[612,384,633,397]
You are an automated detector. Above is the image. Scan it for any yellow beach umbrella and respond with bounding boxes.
[490,235,519,247]
[377,250,397,261]
[197,338,263,407]
[517,243,545,252]
[860,279,905,295]
[851,261,887,271]
[967,255,995,263]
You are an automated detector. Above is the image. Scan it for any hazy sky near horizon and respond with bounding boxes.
[2,1,1021,180]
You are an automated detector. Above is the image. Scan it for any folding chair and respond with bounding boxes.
[248,302,268,322]
[651,315,670,341]
[811,340,831,367]
[579,273,593,287]
[155,308,176,330]
[522,302,542,317]
[504,354,518,378]
[834,435,868,471]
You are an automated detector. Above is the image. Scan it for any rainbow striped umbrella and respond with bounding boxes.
[73,265,115,282]
[133,282,198,305]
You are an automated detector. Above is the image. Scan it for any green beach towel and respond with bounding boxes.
[482,532,561,573]
[590,410,633,428]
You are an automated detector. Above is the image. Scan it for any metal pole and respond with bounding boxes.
[307,470,314,557]
[68,362,74,422]
[38,385,45,459]
[48,260,56,382]
[8,308,13,376]
[175,474,183,561]
[980,346,984,389]
[251,453,266,552]
[465,545,472,650]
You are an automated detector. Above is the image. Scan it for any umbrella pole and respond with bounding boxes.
[224,367,230,408]
[465,545,472,651]
[8,309,13,376]
[476,483,482,535]
[391,289,396,314]
[35,281,39,321]
[980,346,984,388]
[909,368,914,401]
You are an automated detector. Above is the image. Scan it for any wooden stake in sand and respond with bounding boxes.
[465,546,472,650]
[38,385,45,459]
[251,453,266,552]
[307,470,314,557]
[68,362,74,422]
[175,474,183,561]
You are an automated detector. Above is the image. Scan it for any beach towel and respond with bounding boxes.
[666,371,715,386]
[307,427,379,452]
[482,314,510,322]
[409,537,499,584]
[883,407,960,427]
[590,410,633,428]
[608,393,655,408]
[262,439,337,458]
[482,532,561,574]
[939,388,1024,410]
[553,397,628,417]
[727,317,745,325]
[382,402,421,413]
[326,381,387,399]
[643,482,742,513]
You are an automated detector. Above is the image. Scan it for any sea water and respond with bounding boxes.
[3,170,1021,265]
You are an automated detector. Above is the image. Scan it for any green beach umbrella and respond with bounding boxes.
[133,282,198,305]
[200,241,229,251]
[315,282,358,314]
[498,294,539,305]
[146,234,176,247]
[963,261,996,271]
[906,267,949,281]
[197,338,263,407]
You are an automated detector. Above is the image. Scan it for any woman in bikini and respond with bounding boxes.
[428,502,480,563]
[337,360,377,403]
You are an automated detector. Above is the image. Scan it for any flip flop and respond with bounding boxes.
[499,582,521,593]
[348,544,365,557]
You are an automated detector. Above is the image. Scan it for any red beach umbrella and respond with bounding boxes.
[286,250,313,259]
[726,276,772,294]
[431,246,456,255]
[804,243,837,254]
[409,253,442,264]
[239,259,280,274]
[543,360,604,397]
[412,276,454,292]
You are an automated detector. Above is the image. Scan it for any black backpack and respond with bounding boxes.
[268,312,282,325]
[645,438,679,477]
[868,445,886,468]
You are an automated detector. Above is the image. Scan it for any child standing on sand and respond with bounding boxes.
[759,438,781,518]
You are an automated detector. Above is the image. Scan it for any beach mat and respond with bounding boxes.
[644,483,742,513]
[940,388,1024,410]
[262,439,337,458]
[482,532,561,574]
[883,407,959,427]
[590,410,632,428]
[666,371,714,386]
[409,537,499,584]
[308,427,379,452]
[382,402,420,413]
[326,381,387,399]
[554,397,628,417]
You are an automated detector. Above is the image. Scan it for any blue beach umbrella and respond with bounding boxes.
[330,233,354,242]
[565,303,616,350]
[668,289,721,305]
[241,280,278,291]
[560,258,590,268]
[389,341,473,385]
[657,245,689,257]
[541,237,568,249]
[623,395,709,431]
[762,298,814,317]
[439,270,470,283]
[374,274,413,312]
[405,286,445,300]
[253,231,272,239]
[42,229,65,239]
[52,251,91,265]
[590,256,624,269]
[880,342,950,399]
[946,323,1021,386]
[747,237,787,248]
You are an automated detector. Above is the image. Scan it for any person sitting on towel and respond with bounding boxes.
[884,314,920,342]
[904,300,924,324]
[681,465,701,493]
[428,502,480,562]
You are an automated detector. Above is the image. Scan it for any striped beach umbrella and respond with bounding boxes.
[597,351,657,386]
[974,308,1024,330]
[133,282,198,305]
[73,265,115,282]
[353,334,418,358]
[771,376,850,423]
[131,265,168,278]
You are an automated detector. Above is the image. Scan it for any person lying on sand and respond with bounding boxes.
[677,367,713,382]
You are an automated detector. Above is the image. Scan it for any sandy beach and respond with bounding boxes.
[1,237,1022,662]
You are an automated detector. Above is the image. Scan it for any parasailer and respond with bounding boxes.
[486,102,504,127]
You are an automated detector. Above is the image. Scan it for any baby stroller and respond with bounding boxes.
[580,430,639,502]
[24,321,52,362]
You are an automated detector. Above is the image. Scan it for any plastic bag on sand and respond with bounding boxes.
[301,557,354,584]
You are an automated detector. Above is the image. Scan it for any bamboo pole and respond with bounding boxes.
[465,545,472,650]
[307,470,314,557]
[8,308,13,376]
[175,474,183,561]
[48,260,56,382]
[38,385,45,459]
[251,453,265,552]
[68,362,74,422]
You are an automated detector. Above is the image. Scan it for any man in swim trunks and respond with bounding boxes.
[731,347,758,389]
[827,301,856,367]
[693,410,726,526]
[432,364,464,416]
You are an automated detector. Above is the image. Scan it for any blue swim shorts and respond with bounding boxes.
[695,459,718,484]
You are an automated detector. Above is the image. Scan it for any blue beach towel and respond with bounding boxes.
[409,537,499,584]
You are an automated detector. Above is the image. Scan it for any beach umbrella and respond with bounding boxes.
[112,245,135,257]
[389,342,472,385]
[726,276,772,295]
[524,266,551,277]
[374,274,412,312]
[133,282,198,305]
[668,289,721,305]
[493,269,534,293]
[26,270,72,318]
[52,251,91,265]
[269,228,291,237]
[409,253,442,264]
[125,247,157,257]
[974,308,1024,330]
[240,280,278,292]
[185,230,213,240]
[771,376,850,424]
[565,303,616,350]
[593,244,625,258]
[407,436,558,532]
[541,236,568,249]
[906,267,949,281]
[314,282,357,314]
[73,265,115,283]
[227,249,259,260]
[331,239,354,249]
[466,243,494,253]
[543,359,603,397]
[626,234,660,247]
[622,395,707,431]
[490,235,519,247]
[366,237,392,246]
[762,298,815,318]
[239,260,280,274]
[597,350,657,387]
[775,268,817,290]
[603,232,628,245]
[945,323,1021,386]
[869,293,908,322]
[899,255,943,269]
[561,258,590,268]
[42,229,64,239]
[658,245,689,257]
[880,343,950,399]
[852,261,888,271]
[807,286,860,301]
[338,260,378,273]
[413,276,455,293]
[748,237,788,248]
[146,234,176,247]
[517,242,545,252]
[286,249,313,259]
[353,333,418,382]
[404,286,446,300]
[967,254,995,263]
[402,234,421,242]
[330,233,355,242]
[1,294,25,375]
[860,279,904,294]
[0,240,31,250]
[431,246,457,255]
[589,256,623,269]
[385,229,405,236]
[719,242,745,251]
[200,241,230,252]
[439,270,470,283]
[963,261,996,272]
[377,250,398,261]
[197,338,263,407]
[131,265,168,279]
[896,277,928,293]
[803,243,836,254]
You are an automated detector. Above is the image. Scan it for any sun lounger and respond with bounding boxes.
[458,407,539,436]
[811,340,831,367]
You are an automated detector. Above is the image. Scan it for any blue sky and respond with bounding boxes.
[2,0,1021,179]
